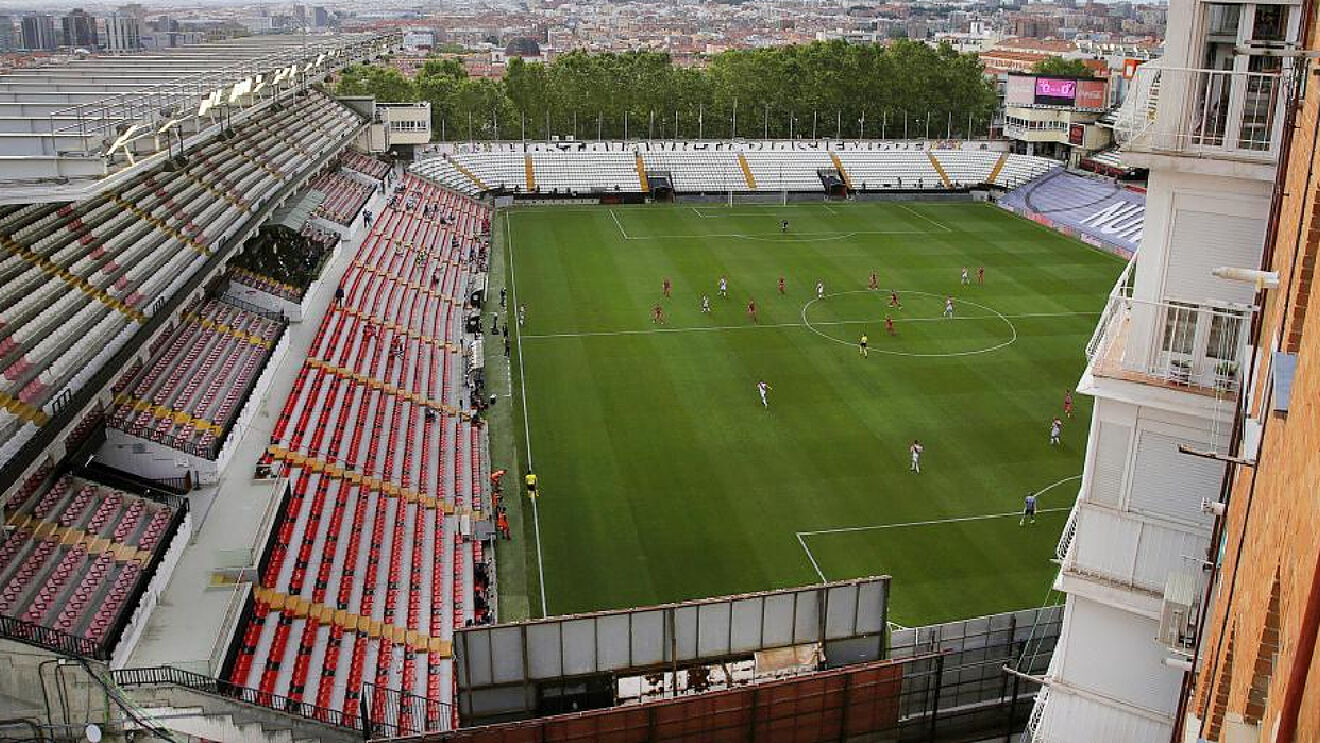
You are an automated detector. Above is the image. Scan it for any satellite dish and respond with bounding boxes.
[85,724,102,743]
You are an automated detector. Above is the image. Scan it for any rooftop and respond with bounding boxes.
[0,32,397,205]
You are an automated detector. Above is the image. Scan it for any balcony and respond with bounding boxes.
[1114,64,1288,163]
[1060,502,1211,594]
[1085,261,1252,397]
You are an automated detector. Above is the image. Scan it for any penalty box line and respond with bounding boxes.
[795,508,1072,584]
[796,474,1083,583]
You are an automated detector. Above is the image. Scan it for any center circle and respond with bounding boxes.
[799,289,1018,357]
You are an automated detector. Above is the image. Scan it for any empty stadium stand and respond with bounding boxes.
[105,299,287,461]
[310,172,377,226]
[342,150,392,181]
[0,89,365,474]
[412,144,1060,197]
[998,169,1146,257]
[1,470,183,657]
[225,177,493,734]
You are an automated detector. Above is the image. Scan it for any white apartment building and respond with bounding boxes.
[1029,0,1297,740]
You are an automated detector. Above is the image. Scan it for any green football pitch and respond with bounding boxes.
[492,201,1124,626]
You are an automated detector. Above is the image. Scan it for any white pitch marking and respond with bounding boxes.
[896,203,953,233]
[798,507,1072,538]
[797,533,827,583]
[505,211,550,619]
[801,289,1019,358]
[793,474,1083,582]
[520,311,1099,341]
[608,208,632,240]
[520,310,1098,340]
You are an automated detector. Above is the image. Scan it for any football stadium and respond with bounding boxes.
[2,6,1320,742]
[496,199,1122,624]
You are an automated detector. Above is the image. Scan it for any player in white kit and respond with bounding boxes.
[757,380,772,408]
[943,296,954,319]
[719,276,729,298]
[701,294,711,313]
[816,281,825,300]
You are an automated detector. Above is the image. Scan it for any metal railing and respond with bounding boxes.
[1055,506,1079,563]
[1022,686,1050,742]
[1085,277,1252,395]
[113,666,355,730]
[112,666,452,738]
[0,613,111,660]
[1115,64,1290,161]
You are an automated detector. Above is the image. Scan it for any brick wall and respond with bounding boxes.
[1191,6,1320,738]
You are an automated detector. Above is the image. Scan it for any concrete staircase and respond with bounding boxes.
[123,685,361,743]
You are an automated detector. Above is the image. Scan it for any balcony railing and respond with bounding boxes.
[1115,64,1290,161]
[1061,504,1213,592]
[1086,264,1252,396]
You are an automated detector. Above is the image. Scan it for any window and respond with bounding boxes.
[1162,302,1199,356]
[1206,310,1245,360]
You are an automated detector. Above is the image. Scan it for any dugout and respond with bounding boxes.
[467,338,486,393]
[468,275,487,307]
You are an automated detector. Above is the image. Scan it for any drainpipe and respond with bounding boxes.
[1275,547,1320,742]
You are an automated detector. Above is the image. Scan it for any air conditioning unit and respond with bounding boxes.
[1159,571,1199,651]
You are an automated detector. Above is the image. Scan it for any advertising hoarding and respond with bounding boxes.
[1034,76,1078,106]
[1076,79,1107,109]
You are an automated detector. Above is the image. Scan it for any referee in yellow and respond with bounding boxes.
[525,470,538,499]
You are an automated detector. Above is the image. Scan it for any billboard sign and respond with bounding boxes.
[1034,76,1078,106]
[454,577,890,720]
[1076,79,1107,110]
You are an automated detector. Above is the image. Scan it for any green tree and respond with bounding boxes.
[335,63,415,101]
[1031,56,1093,78]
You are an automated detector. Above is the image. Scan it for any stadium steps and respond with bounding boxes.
[927,152,953,188]
[987,153,1009,184]
[737,153,758,189]
[446,155,487,191]
[830,152,853,190]
[636,153,649,191]
[229,178,491,733]
[120,686,360,743]
[524,155,536,192]
[251,586,452,656]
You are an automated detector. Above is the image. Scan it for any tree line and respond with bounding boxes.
[334,40,1000,141]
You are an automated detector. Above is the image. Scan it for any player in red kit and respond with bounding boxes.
[977,266,985,285]
[662,277,672,298]
[778,276,786,295]
[747,298,758,323]
[1064,390,1074,419]
[868,271,879,290]
[885,315,896,336]
[889,290,902,309]
[651,304,665,324]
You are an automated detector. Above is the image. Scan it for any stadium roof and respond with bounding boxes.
[0,32,399,205]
